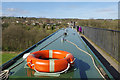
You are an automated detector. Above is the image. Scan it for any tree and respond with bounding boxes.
[46,19,50,23]
[2,23,9,30]
[42,23,46,29]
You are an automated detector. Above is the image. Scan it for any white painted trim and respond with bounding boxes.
[49,50,53,58]
[49,60,54,72]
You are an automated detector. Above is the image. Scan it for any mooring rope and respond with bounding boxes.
[0,57,27,80]
[65,39,105,79]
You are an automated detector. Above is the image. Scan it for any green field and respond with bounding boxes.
[0,52,19,66]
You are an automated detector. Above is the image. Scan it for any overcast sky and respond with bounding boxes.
[2,2,118,19]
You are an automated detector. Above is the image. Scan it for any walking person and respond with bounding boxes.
[77,25,79,32]
[79,26,82,33]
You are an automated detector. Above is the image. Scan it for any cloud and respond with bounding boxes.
[6,8,29,14]
[3,7,30,16]
[1,13,17,17]
[93,7,118,19]
[96,8,115,13]
[6,8,17,12]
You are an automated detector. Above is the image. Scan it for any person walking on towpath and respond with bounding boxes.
[79,26,82,33]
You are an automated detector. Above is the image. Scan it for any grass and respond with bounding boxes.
[0,52,19,66]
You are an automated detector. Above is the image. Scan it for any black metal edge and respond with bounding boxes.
[81,36,120,80]
[6,78,116,80]
[0,29,60,71]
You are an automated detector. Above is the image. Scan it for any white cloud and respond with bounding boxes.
[6,8,17,12]
[4,7,29,14]
[93,7,118,19]
[96,8,115,13]
[2,13,17,17]
[2,7,30,17]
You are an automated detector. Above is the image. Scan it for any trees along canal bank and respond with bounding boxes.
[2,17,61,65]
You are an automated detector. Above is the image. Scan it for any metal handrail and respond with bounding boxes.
[83,26,120,32]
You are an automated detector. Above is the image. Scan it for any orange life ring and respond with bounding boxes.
[27,50,74,72]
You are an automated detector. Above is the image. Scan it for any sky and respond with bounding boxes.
[2,0,120,2]
[2,2,118,19]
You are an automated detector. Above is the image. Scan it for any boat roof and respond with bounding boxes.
[2,28,113,79]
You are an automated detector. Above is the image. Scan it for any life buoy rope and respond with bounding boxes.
[31,62,70,74]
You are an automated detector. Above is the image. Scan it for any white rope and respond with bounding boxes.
[65,39,105,79]
[0,70,9,80]
[0,53,31,80]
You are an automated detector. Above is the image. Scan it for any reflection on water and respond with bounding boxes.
[27,68,35,77]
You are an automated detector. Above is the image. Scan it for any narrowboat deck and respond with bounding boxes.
[2,28,113,79]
